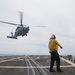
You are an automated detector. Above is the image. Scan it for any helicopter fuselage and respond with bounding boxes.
[7,26,29,39]
[15,26,29,36]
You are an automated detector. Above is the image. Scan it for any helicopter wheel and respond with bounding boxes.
[22,34,27,37]
[26,34,27,36]
[22,34,24,37]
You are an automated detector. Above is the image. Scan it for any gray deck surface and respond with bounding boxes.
[0,55,75,75]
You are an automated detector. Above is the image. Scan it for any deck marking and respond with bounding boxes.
[60,57,75,66]
[0,65,74,68]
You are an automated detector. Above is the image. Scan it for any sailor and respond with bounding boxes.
[48,34,63,72]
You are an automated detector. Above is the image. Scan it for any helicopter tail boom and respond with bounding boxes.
[7,36,17,39]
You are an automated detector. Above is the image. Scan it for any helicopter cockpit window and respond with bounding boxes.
[16,27,20,31]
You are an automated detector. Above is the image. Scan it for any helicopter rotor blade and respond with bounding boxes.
[30,26,46,27]
[0,21,19,26]
[20,12,23,26]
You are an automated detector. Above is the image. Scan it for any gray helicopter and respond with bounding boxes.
[0,12,45,39]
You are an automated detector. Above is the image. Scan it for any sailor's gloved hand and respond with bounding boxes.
[60,46,63,49]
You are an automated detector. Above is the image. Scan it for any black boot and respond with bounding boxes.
[57,69,63,72]
[57,65,63,72]
[49,69,55,72]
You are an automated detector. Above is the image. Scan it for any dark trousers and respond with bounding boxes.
[50,51,60,70]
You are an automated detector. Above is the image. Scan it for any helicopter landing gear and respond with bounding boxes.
[22,33,27,37]
[11,32,13,36]
[26,34,27,36]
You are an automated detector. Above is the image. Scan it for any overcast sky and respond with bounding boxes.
[0,0,75,55]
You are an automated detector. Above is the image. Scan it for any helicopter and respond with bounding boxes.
[0,12,45,39]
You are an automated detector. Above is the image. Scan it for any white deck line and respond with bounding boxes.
[0,65,74,69]
[60,57,75,66]
[0,57,75,69]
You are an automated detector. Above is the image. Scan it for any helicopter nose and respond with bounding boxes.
[27,26,29,30]
[26,26,29,33]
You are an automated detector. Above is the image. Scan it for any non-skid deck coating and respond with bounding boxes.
[0,55,75,75]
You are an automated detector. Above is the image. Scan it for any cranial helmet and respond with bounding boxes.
[50,34,56,39]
